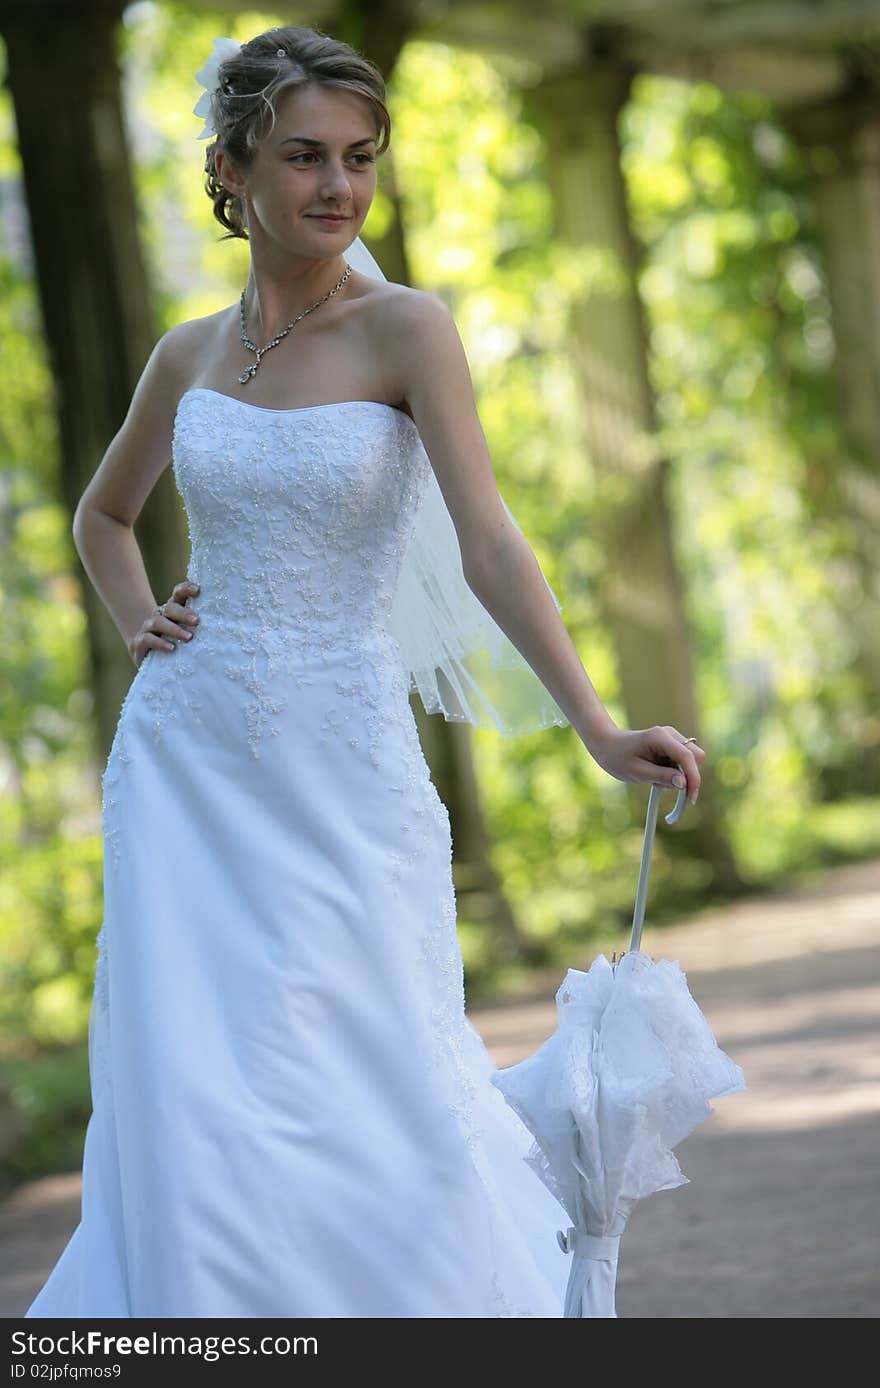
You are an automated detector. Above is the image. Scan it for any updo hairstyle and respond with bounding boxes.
[203,25,391,241]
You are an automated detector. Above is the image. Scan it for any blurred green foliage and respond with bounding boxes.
[1,6,878,1188]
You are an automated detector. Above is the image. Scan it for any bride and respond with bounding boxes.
[26,23,704,1318]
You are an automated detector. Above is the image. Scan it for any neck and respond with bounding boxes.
[242,256,350,342]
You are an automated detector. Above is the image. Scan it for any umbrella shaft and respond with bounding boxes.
[630,786,662,952]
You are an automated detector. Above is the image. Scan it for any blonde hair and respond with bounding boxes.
[202,25,391,241]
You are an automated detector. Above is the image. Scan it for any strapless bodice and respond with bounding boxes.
[172,387,431,652]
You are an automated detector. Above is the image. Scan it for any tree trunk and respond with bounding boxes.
[0,0,188,761]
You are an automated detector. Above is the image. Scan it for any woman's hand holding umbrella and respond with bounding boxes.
[587,725,706,805]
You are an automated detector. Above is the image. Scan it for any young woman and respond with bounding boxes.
[26,23,704,1318]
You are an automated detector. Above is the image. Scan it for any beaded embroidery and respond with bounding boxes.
[163,389,431,761]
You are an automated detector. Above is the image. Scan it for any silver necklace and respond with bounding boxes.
[237,263,352,385]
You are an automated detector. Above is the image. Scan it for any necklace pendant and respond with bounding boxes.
[236,263,352,387]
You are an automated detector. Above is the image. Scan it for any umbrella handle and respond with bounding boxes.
[628,770,688,954]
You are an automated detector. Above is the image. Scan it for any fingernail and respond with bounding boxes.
[673,774,685,788]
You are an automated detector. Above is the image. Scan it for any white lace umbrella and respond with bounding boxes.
[490,779,746,1318]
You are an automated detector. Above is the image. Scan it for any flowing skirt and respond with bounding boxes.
[26,632,570,1317]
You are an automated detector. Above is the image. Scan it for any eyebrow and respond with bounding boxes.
[277,135,377,148]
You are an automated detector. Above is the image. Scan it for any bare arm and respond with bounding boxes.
[72,324,194,664]
[382,290,705,799]
[383,290,617,752]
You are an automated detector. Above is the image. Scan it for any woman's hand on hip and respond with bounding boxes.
[129,580,200,669]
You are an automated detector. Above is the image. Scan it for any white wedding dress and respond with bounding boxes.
[25,386,572,1318]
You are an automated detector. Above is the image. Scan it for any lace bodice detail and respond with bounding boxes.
[173,388,431,645]
[124,389,433,760]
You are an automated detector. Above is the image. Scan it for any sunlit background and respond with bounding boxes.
[1,4,878,1309]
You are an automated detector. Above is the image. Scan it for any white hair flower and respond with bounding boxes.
[193,36,242,140]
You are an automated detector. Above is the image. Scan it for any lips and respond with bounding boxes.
[309,215,350,222]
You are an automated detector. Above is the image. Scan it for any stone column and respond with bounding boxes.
[524,62,737,880]
[782,91,880,705]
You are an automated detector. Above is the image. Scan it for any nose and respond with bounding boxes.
[321,160,353,203]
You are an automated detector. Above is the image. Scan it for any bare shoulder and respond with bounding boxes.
[73,312,222,528]
[373,285,473,412]
[361,282,463,410]
[159,310,226,386]
[365,280,451,343]
[359,284,510,581]
[125,308,227,412]
[373,283,462,368]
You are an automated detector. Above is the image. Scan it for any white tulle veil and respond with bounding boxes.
[344,235,569,736]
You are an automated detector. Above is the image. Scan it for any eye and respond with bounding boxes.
[286,152,375,165]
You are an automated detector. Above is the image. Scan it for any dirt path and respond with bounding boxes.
[3,859,878,1318]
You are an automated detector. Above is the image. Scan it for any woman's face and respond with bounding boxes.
[218,82,379,257]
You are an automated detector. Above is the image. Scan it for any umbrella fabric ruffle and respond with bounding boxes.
[490,951,745,1317]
